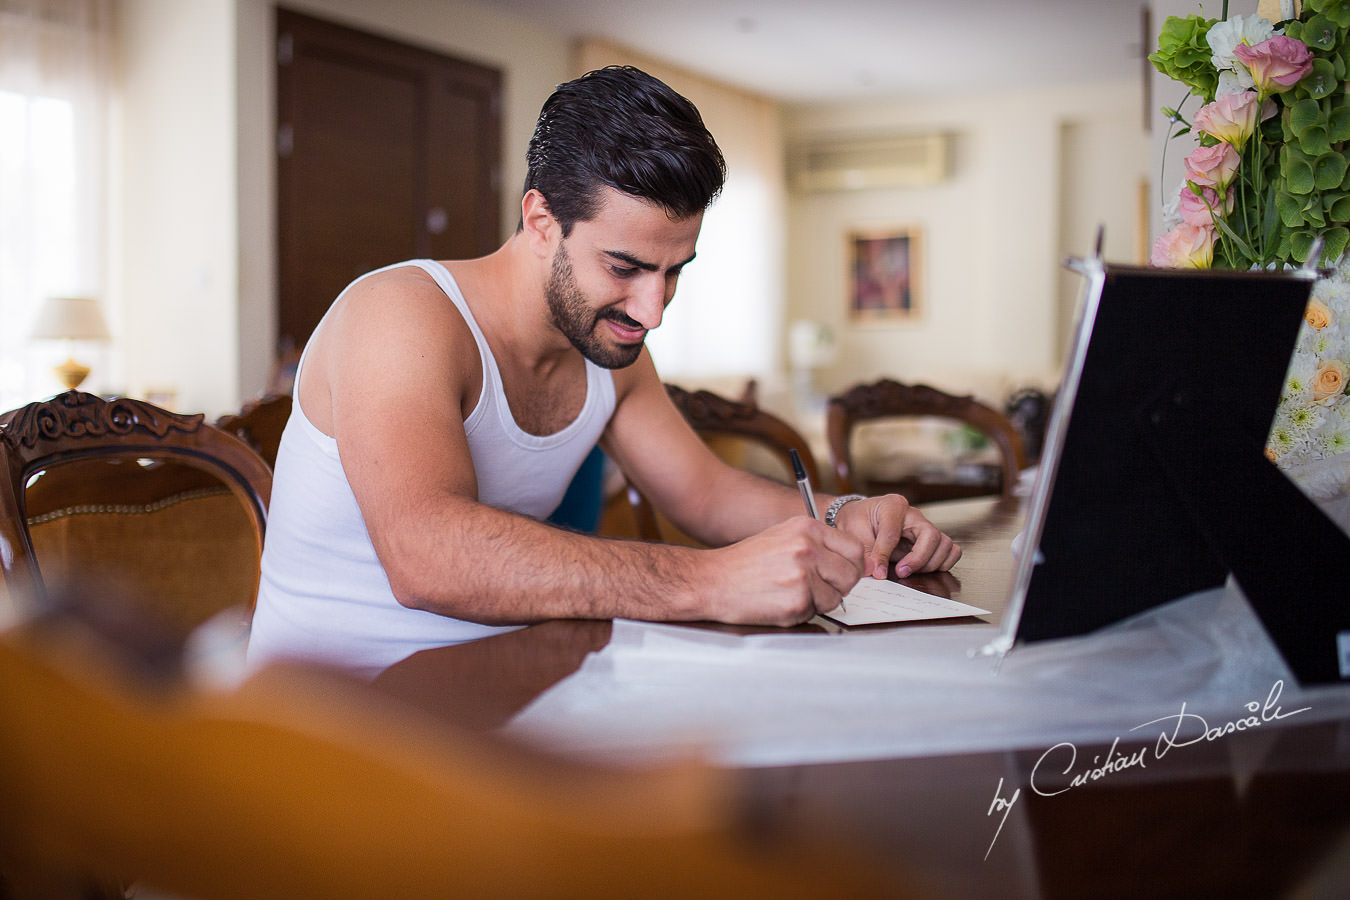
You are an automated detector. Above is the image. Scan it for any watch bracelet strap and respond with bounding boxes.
[824,494,866,527]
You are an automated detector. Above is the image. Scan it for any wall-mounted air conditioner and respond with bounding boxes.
[788,132,949,192]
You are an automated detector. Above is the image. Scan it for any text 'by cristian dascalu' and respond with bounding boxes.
[982,680,1310,859]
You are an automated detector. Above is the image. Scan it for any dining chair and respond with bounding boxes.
[621,383,822,544]
[215,392,294,469]
[826,378,1026,504]
[0,610,900,900]
[0,391,273,640]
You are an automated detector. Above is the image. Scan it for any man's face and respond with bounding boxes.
[544,187,703,369]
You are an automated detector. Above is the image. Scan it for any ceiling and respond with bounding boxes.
[468,0,1150,104]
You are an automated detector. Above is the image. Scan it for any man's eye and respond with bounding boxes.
[610,265,637,278]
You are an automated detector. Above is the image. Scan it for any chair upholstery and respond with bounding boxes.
[623,384,822,543]
[0,613,900,900]
[826,379,1026,504]
[216,393,293,469]
[0,391,272,637]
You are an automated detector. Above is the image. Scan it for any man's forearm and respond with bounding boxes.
[660,465,833,547]
[379,495,712,625]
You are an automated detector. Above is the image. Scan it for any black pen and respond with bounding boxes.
[789,449,844,612]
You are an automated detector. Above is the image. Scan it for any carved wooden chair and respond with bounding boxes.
[621,384,822,544]
[0,391,273,641]
[216,393,293,469]
[826,379,1026,505]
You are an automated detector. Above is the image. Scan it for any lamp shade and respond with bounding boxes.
[30,296,111,342]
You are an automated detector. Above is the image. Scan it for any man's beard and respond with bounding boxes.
[545,242,646,370]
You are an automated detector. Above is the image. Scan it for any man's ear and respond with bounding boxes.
[520,189,558,257]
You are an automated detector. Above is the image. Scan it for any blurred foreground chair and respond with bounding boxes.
[0,609,900,900]
[216,392,293,469]
[618,384,821,544]
[0,391,272,640]
[827,379,1025,505]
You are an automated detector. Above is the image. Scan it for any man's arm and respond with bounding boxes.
[301,270,865,627]
[602,354,962,579]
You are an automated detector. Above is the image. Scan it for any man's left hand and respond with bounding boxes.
[833,494,962,579]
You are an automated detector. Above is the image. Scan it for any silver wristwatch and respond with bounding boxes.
[824,494,866,527]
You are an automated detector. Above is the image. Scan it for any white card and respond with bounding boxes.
[822,577,990,627]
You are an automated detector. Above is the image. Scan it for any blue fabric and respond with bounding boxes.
[547,445,607,532]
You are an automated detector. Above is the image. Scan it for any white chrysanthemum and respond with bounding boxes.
[1284,352,1318,397]
[1296,323,1328,355]
[1285,400,1325,436]
[1208,14,1277,73]
[1318,420,1350,457]
[1316,277,1340,308]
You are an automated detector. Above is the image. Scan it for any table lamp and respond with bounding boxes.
[30,295,112,391]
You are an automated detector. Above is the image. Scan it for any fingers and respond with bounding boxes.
[895,520,962,576]
[811,518,867,603]
[841,494,962,577]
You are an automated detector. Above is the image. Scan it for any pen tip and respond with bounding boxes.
[789,448,806,479]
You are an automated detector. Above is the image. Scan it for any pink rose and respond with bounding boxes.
[1193,92,1262,149]
[1177,185,1234,226]
[1150,223,1215,269]
[1184,142,1240,189]
[1234,35,1313,94]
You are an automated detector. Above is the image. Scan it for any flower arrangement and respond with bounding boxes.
[1150,0,1350,489]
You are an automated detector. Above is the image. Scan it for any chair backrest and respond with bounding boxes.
[623,384,821,543]
[215,393,293,469]
[826,379,1026,504]
[0,391,273,635]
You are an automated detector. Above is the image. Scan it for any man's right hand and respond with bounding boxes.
[700,517,867,626]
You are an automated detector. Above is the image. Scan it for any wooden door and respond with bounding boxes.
[275,8,502,352]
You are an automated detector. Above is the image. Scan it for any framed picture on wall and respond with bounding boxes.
[847,227,922,322]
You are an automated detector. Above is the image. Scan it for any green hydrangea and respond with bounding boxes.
[1150,15,1220,101]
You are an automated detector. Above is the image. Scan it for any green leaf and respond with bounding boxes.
[1326,2,1350,28]
[1301,124,1335,156]
[1326,192,1350,221]
[1284,147,1317,194]
[1304,15,1340,51]
[1315,152,1349,190]
[1292,230,1319,262]
[1305,58,1340,99]
[1213,214,1259,261]
[1262,191,1282,251]
[1290,98,1323,137]
[1323,226,1350,262]
[1277,191,1306,227]
[1330,100,1350,142]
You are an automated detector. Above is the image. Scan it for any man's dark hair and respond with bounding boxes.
[522,66,726,236]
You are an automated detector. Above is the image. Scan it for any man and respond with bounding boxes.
[247,66,961,673]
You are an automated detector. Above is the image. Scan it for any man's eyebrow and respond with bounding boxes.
[604,249,697,271]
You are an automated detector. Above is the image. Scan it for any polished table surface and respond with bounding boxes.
[365,496,1350,898]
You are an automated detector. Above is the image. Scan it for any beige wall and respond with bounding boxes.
[110,0,1157,417]
[112,0,241,415]
[784,79,1147,405]
[111,0,572,415]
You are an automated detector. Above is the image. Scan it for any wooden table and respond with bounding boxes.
[366,496,1350,898]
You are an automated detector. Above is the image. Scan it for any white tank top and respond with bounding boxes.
[246,260,617,676]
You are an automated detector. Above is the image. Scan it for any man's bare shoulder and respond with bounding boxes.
[329,265,464,332]
[303,264,481,433]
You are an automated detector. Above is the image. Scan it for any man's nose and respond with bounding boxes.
[625,276,667,330]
